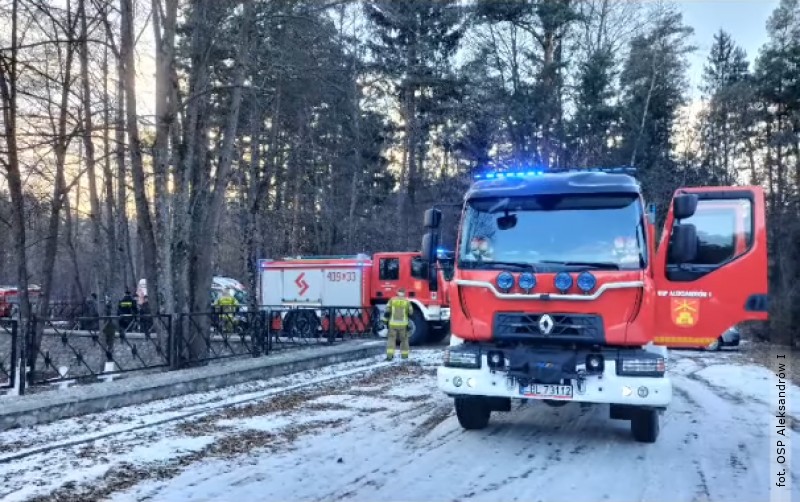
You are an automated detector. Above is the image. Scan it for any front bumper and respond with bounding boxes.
[424,306,451,322]
[437,355,672,407]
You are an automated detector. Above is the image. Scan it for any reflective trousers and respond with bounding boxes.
[386,326,409,359]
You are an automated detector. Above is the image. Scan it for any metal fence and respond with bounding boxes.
[26,315,172,386]
[0,305,380,393]
[0,320,18,390]
[174,310,269,367]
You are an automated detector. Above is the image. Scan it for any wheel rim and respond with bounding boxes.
[289,314,315,339]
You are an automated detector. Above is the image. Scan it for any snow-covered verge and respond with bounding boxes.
[0,348,796,502]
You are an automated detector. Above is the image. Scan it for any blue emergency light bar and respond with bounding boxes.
[472,166,637,181]
[280,254,371,261]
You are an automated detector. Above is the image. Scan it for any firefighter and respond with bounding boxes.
[382,287,413,361]
[214,288,240,332]
[117,290,138,332]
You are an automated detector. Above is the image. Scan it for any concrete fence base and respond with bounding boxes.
[0,340,383,432]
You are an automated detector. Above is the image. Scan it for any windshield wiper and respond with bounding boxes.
[462,260,535,272]
[537,260,620,270]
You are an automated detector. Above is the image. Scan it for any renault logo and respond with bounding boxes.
[538,314,555,335]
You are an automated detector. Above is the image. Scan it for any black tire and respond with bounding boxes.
[408,308,429,346]
[455,397,491,430]
[370,306,385,336]
[285,310,320,340]
[426,321,450,344]
[631,408,660,443]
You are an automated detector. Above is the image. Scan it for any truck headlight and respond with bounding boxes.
[487,350,505,370]
[444,347,481,369]
[617,355,665,377]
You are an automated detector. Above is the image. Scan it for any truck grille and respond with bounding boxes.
[493,313,604,343]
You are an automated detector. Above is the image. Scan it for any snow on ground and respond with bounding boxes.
[0,353,393,455]
[0,348,797,502]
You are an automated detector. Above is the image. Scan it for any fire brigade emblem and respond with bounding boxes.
[671,298,699,328]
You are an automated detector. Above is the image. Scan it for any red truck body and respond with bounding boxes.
[258,252,451,344]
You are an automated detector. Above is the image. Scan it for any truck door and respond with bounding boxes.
[653,186,768,347]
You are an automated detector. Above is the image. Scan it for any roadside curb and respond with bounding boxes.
[0,341,384,431]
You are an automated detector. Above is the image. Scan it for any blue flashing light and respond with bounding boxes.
[497,272,514,291]
[576,271,597,293]
[518,272,536,291]
[554,272,573,292]
[472,165,635,182]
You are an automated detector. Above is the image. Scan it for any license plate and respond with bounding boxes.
[519,384,573,399]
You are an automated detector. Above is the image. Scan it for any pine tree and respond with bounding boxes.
[617,8,694,213]
[753,0,800,345]
[697,30,753,185]
[364,0,465,244]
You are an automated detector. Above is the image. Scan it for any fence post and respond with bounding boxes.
[20,315,37,393]
[170,314,180,370]
[8,320,25,396]
[252,310,262,358]
[327,307,336,344]
[266,310,273,354]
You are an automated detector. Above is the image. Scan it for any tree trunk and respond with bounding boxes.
[187,0,252,359]
[0,0,31,340]
[151,0,179,316]
[114,50,132,296]
[245,102,267,307]
[79,0,105,303]
[33,5,77,372]
[64,199,86,299]
[102,35,119,307]
[120,0,161,316]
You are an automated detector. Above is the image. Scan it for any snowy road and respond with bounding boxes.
[0,348,797,502]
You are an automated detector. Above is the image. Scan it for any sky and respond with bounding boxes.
[675,0,780,99]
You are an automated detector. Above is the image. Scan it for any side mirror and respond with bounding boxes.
[421,232,435,264]
[669,223,698,263]
[424,208,442,229]
[673,194,698,220]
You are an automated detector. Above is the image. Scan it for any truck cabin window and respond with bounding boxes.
[411,256,429,280]
[458,194,646,271]
[379,258,400,281]
[666,198,752,281]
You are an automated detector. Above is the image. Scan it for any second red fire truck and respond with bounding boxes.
[258,252,451,345]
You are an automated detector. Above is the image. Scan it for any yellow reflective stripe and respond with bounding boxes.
[654,336,717,346]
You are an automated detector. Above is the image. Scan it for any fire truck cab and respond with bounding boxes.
[258,252,451,345]
[422,167,768,443]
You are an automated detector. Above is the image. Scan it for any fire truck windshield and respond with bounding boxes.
[458,194,646,271]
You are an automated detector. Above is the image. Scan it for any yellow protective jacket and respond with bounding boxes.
[384,297,413,328]
[215,296,239,313]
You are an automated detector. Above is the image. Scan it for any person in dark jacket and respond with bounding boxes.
[117,290,138,332]
[81,293,99,330]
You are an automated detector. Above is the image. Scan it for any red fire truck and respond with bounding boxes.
[0,285,42,318]
[258,252,451,345]
[424,167,768,442]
